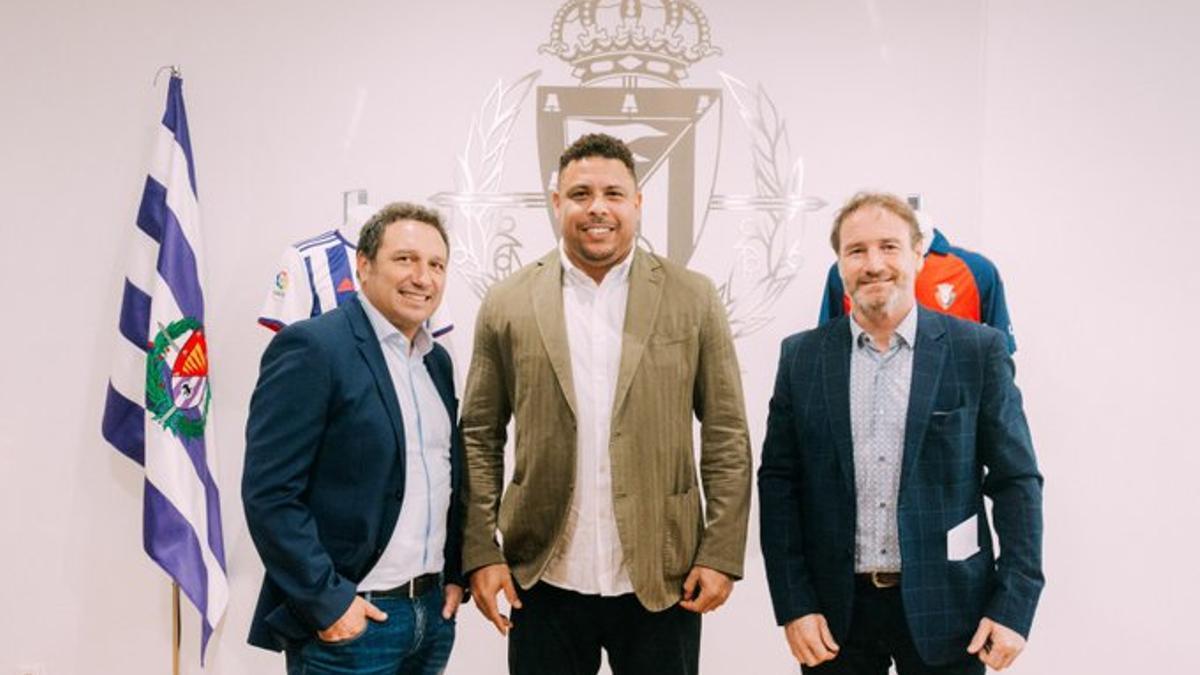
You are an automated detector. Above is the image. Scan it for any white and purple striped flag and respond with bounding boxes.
[101,74,227,662]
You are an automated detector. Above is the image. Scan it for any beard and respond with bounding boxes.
[850,277,902,317]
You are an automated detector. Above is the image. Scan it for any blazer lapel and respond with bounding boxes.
[423,348,457,419]
[612,249,664,417]
[531,252,578,419]
[346,296,406,452]
[821,318,856,496]
[901,308,947,490]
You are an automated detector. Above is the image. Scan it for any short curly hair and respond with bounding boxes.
[557,133,637,184]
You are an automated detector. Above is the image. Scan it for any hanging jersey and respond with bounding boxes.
[818,228,1016,353]
[258,229,455,341]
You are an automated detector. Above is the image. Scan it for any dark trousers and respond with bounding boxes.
[802,580,983,675]
[508,582,700,675]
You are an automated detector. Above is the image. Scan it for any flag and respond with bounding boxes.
[101,74,227,662]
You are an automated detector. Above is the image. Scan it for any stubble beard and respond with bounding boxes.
[852,280,901,321]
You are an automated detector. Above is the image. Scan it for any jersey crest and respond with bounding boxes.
[934,282,956,310]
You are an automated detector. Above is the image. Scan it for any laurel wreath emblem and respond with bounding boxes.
[448,71,541,299]
[716,73,810,338]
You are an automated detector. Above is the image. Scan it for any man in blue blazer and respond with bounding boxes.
[243,202,465,673]
[759,192,1043,674]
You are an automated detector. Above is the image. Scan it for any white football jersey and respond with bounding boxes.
[258,229,456,345]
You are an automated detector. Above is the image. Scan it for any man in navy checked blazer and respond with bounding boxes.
[759,192,1043,674]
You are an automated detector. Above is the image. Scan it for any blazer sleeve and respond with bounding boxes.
[977,329,1044,637]
[459,293,512,574]
[242,326,357,633]
[691,279,753,578]
[758,337,823,625]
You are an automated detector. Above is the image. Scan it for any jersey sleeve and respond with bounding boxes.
[258,247,313,332]
[817,262,847,326]
[983,267,1017,353]
[959,249,1017,354]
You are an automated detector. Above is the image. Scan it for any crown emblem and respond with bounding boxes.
[540,0,721,85]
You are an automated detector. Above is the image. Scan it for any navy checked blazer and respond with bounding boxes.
[758,307,1043,666]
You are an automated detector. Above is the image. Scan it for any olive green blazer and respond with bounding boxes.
[461,247,751,611]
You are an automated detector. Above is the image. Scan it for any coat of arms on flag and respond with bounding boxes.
[147,317,210,438]
[101,71,227,665]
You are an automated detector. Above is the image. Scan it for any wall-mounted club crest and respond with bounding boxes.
[432,0,824,337]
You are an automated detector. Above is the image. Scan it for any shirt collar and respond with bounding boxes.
[559,240,634,288]
[849,305,918,351]
[358,292,434,357]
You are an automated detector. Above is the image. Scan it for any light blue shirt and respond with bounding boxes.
[849,308,917,573]
[357,293,453,589]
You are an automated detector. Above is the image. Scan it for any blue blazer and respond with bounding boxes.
[758,308,1043,666]
[242,295,464,651]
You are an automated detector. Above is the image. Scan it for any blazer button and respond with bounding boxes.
[395,490,404,501]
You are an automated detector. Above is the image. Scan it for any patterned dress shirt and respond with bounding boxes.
[849,308,917,573]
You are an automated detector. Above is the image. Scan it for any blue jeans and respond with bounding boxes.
[285,585,455,675]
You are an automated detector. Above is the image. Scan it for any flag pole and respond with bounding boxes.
[172,582,181,675]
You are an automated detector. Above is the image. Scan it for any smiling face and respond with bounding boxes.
[837,204,924,323]
[552,155,642,283]
[356,219,448,339]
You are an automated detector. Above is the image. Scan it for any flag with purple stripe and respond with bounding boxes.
[101,74,227,662]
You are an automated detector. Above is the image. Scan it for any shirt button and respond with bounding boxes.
[880,548,887,555]
[878,456,886,463]
[879,502,886,509]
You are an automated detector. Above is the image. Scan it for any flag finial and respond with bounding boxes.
[153,64,181,87]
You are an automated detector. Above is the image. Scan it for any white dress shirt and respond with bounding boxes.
[541,244,635,595]
[357,293,453,590]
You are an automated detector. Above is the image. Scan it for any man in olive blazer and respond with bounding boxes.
[462,133,752,675]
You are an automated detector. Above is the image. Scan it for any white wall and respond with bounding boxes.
[977,1,1200,672]
[0,1,1194,673]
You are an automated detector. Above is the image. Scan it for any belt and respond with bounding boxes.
[361,573,440,600]
[857,571,901,589]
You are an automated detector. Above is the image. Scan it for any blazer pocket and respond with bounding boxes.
[929,406,969,431]
[931,406,966,418]
[662,486,701,578]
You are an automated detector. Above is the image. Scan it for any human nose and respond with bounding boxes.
[410,261,431,286]
[863,247,885,271]
[587,194,610,217]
